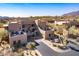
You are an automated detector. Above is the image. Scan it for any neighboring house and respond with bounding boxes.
[54,20,69,25]
[35,19,53,40]
[3,24,8,29]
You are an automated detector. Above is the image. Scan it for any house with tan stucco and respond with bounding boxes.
[7,18,42,47]
[3,18,69,47]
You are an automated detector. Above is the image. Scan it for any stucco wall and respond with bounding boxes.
[9,33,27,46]
[35,20,52,40]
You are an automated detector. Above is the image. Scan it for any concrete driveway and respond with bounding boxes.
[35,39,79,56]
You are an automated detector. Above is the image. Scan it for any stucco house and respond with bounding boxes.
[54,20,69,25]
[7,21,27,47]
[7,18,42,46]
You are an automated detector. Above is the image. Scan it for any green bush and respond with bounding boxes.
[0,29,8,42]
[26,42,36,50]
[69,26,79,37]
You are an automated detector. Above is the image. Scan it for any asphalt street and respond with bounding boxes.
[35,39,79,56]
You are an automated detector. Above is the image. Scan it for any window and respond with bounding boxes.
[49,34,51,37]
[32,28,35,32]
[36,32,38,35]
[22,24,25,28]
[32,34,34,37]
[22,29,25,32]
[21,31,23,34]
[23,43,25,46]
[31,24,34,27]
[18,40,21,44]
[13,41,16,45]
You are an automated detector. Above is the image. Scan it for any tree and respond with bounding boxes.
[76,19,79,23]
[59,35,68,46]
[69,26,79,38]
[0,20,7,24]
[76,16,79,22]
[26,42,36,50]
[69,26,79,36]
[17,48,24,56]
[0,23,3,28]
[54,25,68,46]
[48,23,57,29]
[0,28,8,42]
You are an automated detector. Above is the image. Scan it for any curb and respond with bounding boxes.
[41,40,71,53]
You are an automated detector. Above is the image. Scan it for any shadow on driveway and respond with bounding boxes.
[69,46,79,52]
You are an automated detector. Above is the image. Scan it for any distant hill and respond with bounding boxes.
[63,11,79,16]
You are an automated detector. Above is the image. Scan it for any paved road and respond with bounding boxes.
[36,40,59,56]
[35,40,79,56]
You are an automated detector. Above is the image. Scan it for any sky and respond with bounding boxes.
[0,3,79,17]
